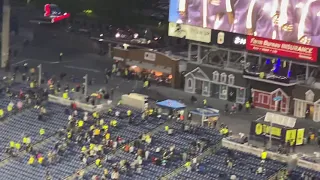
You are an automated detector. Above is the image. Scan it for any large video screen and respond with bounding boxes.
[169,0,320,47]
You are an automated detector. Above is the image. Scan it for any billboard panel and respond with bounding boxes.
[168,22,212,43]
[247,36,318,62]
[168,0,320,47]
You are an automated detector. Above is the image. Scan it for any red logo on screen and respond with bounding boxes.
[44,4,50,17]
[246,36,318,62]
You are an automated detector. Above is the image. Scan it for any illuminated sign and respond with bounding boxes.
[44,4,70,23]
[217,32,225,45]
[168,0,320,47]
[246,36,318,62]
[233,36,246,45]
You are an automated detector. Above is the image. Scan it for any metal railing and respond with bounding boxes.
[161,141,222,180]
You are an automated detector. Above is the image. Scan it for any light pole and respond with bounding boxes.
[1,0,10,68]
[37,64,42,86]
[83,74,88,97]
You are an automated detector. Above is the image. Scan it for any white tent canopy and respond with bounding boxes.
[264,112,296,128]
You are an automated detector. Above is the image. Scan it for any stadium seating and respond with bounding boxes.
[168,147,286,180]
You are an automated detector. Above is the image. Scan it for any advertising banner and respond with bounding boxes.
[246,36,318,62]
[168,22,187,38]
[250,121,305,145]
[169,0,320,47]
[185,25,211,43]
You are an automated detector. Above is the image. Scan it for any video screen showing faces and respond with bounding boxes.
[169,0,320,47]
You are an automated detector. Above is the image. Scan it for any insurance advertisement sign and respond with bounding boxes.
[246,36,318,62]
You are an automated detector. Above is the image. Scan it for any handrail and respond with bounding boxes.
[160,141,222,180]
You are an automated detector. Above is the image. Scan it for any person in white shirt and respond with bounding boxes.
[115,111,120,117]
[145,150,150,160]
[111,169,119,180]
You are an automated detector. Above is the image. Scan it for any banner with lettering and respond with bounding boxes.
[246,36,318,63]
[185,25,211,43]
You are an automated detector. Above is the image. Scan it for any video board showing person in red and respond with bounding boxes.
[168,0,320,47]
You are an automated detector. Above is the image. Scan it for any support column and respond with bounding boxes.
[226,51,231,67]
[197,45,201,63]
[306,63,309,80]
[108,43,112,58]
[1,0,10,68]
[258,53,262,67]
[287,61,292,78]
[188,43,192,61]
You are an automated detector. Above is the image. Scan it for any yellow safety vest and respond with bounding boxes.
[261,151,267,160]
[63,92,68,99]
[30,82,34,88]
[165,126,169,131]
[127,110,131,116]
[15,143,21,150]
[7,105,13,112]
[105,133,110,140]
[99,119,104,126]
[39,128,45,135]
[81,146,87,152]
[0,109,4,117]
[102,125,108,130]
[185,161,191,167]
[78,120,84,127]
[38,157,44,164]
[203,99,207,105]
[9,141,15,148]
[23,137,28,144]
[96,159,102,167]
[94,129,100,136]
[67,132,72,139]
[28,156,35,165]
[90,125,95,130]
[90,144,95,150]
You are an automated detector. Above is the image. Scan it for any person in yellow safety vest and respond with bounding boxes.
[127,110,132,117]
[0,108,4,117]
[203,99,207,106]
[261,150,267,160]
[15,143,21,150]
[95,158,102,167]
[9,141,15,148]
[39,128,45,136]
[71,88,75,92]
[81,146,87,153]
[99,119,104,126]
[30,81,35,88]
[149,109,154,116]
[102,124,108,130]
[143,80,149,88]
[63,92,69,99]
[78,120,84,127]
[111,120,118,127]
[7,104,13,112]
[124,69,128,76]
[49,84,54,90]
[94,129,100,136]
[105,133,110,140]
[28,155,35,165]
[185,161,191,170]
[23,137,28,145]
[117,100,122,106]
[165,126,169,131]
[90,125,95,131]
[245,101,250,112]
[90,144,95,150]
[38,156,44,164]
[67,131,72,139]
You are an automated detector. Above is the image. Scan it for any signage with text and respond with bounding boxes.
[185,25,211,43]
[246,36,318,62]
[144,52,156,61]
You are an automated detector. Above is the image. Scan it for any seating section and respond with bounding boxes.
[84,121,222,180]
[0,96,317,179]
[169,147,286,180]
[289,167,320,180]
